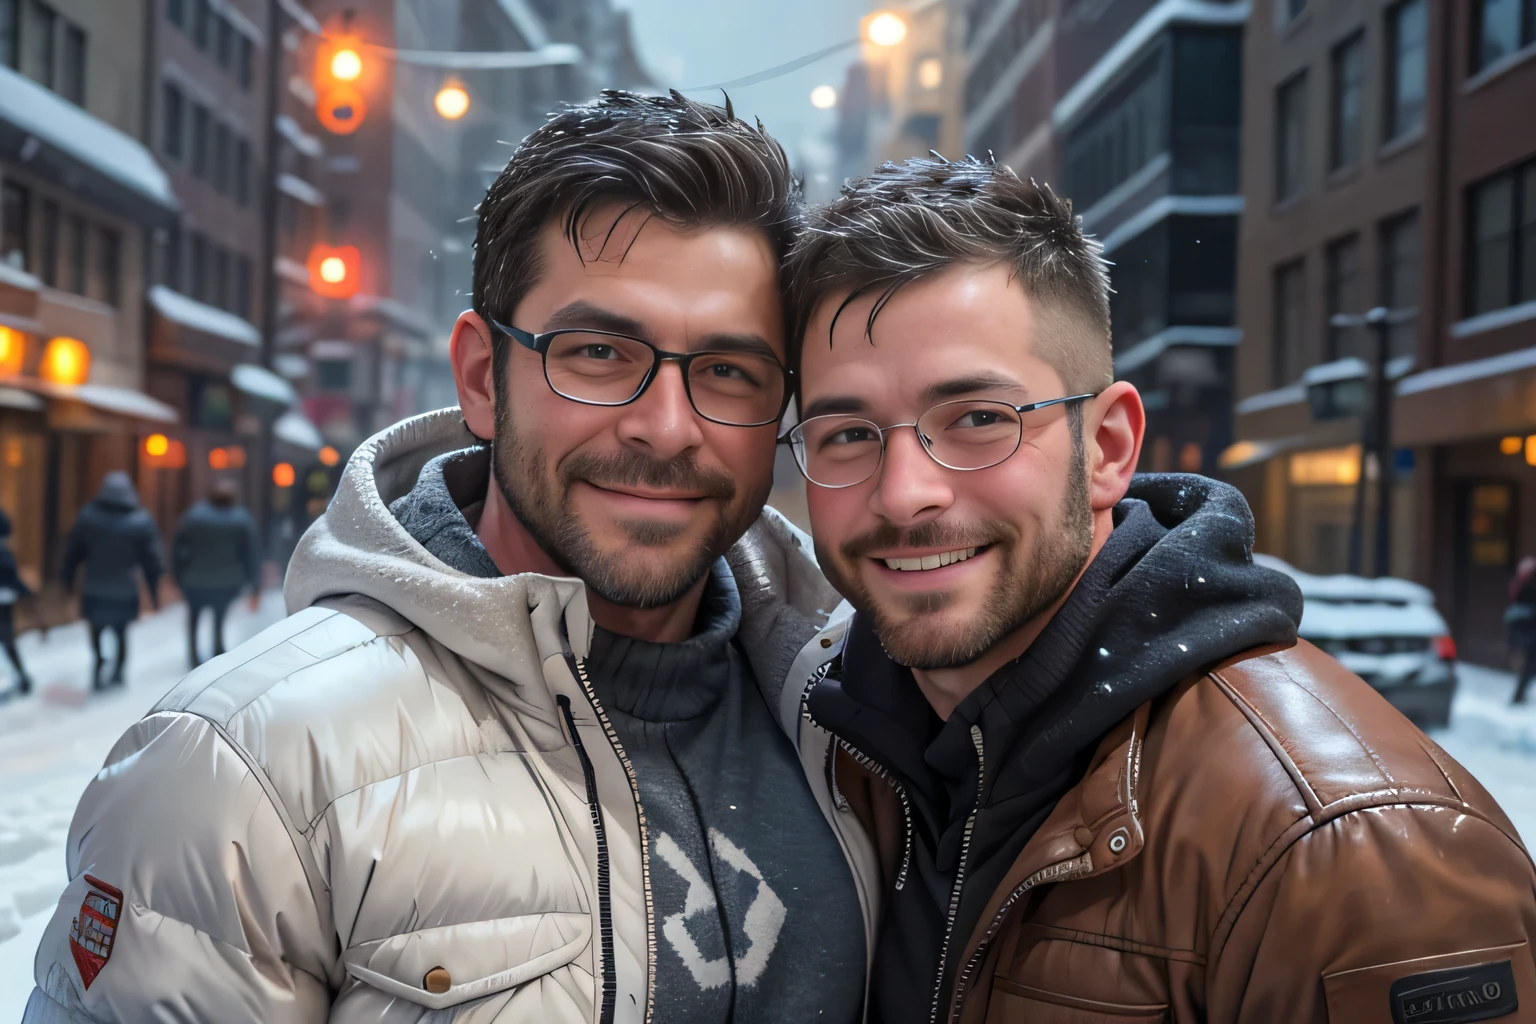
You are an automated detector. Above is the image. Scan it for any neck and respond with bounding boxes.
[475,474,706,644]
[912,507,1116,720]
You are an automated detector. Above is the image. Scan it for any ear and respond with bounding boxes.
[451,311,497,441]
[1086,381,1145,512]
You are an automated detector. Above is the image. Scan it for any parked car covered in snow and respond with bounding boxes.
[1255,554,1458,728]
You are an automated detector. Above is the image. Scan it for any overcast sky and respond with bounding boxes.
[611,0,871,192]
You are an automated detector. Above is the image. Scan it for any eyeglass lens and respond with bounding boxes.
[543,331,787,426]
[792,399,1069,487]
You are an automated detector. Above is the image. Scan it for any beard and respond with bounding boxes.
[817,418,1094,670]
[490,402,768,609]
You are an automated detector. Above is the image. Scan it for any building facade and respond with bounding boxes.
[1229,0,1536,664]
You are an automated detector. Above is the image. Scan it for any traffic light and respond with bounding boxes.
[315,35,368,134]
[306,244,361,299]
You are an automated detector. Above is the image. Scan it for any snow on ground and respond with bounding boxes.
[0,607,1531,1015]
[0,592,288,1015]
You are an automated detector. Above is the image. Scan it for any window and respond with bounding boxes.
[1380,209,1420,358]
[1062,48,1167,211]
[167,0,184,29]
[164,220,182,292]
[189,231,207,302]
[1279,0,1306,26]
[1386,0,1426,141]
[191,103,209,178]
[316,359,351,391]
[1275,71,1307,203]
[1325,235,1362,360]
[232,253,252,318]
[0,0,18,68]
[1467,158,1536,315]
[1330,33,1364,172]
[212,121,230,193]
[1273,259,1307,385]
[60,21,81,103]
[1474,0,1536,73]
[238,34,253,90]
[1,181,29,270]
[214,13,232,68]
[96,226,119,307]
[67,213,84,292]
[234,137,250,205]
[192,0,210,49]
[38,197,56,287]
[27,0,54,87]
[163,81,184,159]
[212,246,230,310]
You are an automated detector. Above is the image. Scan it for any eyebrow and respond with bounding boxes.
[543,301,781,360]
[801,373,1028,421]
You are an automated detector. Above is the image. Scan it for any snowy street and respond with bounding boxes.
[0,607,1533,1015]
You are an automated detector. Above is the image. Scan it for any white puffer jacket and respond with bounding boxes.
[25,410,880,1023]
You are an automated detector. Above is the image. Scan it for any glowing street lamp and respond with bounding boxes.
[866,12,907,47]
[810,84,837,109]
[330,46,363,82]
[319,256,347,284]
[435,81,470,120]
[917,56,943,89]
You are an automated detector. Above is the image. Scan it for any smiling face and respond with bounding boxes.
[800,262,1099,669]
[489,206,784,608]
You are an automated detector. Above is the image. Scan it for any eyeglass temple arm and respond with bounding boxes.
[487,319,541,351]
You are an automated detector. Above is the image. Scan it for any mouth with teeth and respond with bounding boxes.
[881,546,984,572]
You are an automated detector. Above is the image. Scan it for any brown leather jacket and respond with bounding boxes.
[835,641,1536,1023]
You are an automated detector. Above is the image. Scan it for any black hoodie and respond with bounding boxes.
[806,474,1304,1024]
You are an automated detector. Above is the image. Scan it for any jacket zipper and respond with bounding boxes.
[800,665,914,891]
[946,852,1093,1021]
[556,692,618,1024]
[561,651,656,1024]
[928,724,985,1024]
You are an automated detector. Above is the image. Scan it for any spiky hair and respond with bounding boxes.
[785,155,1112,392]
[472,89,803,389]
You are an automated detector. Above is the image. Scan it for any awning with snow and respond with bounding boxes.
[231,363,297,409]
[149,286,260,347]
[273,409,323,451]
[0,65,176,225]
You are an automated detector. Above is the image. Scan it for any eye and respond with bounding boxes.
[703,361,749,380]
[577,344,619,360]
[826,425,878,445]
[953,409,1003,428]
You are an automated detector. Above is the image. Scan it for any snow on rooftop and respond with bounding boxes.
[1397,345,1536,396]
[149,286,260,346]
[0,65,174,210]
[231,364,296,407]
[1302,357,1368,386]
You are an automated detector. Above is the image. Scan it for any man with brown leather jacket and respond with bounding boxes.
[781,155,1536,1024]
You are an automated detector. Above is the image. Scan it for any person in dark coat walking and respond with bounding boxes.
[61,471,163,689]
[173,478,261,667]
[0,508,33,696]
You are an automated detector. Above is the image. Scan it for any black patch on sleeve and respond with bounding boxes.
[1390,960,1518,1024]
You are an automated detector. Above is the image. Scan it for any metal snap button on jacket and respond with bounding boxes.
[1107,827,1129,855]
[424,967,451,994]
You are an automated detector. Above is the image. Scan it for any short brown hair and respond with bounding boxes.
[473,90,802,393]
[785,155,1112,393]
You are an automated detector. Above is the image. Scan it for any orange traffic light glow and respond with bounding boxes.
[318,446,341,467]
[273,462,297,488]
[330,47,362,82]
[306,244,361,299]
[319,257,347,284]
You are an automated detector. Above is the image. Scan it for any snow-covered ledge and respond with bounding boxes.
[148,285,260,347]
[1450,299,1536,340]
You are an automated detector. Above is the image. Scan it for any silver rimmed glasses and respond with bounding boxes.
[783,394,1096,488]
[489,319,792,428]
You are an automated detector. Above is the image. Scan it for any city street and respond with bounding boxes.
[0,591,1531,1013]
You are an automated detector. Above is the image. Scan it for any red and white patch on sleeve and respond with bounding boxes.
[68,874,122,990]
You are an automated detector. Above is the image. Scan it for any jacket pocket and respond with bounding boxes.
[989,978,1167,1023]
[342,911,592,1010]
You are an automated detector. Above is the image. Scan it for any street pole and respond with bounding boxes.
[1368,306,1393,579]
[257,0,287,564]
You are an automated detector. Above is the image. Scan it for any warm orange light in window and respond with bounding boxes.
[1526,436,1536,467]
[208,447,230,470]
[1502,436,1524,455]
[144,433,170,458]
[226,444,246,468]
[40,336,90,386]
[272,462,296,488]
[318,445,340,466]
[0,326,23,376]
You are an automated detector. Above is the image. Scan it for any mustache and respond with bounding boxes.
[561,449,736,502]
[841,519,1014,561]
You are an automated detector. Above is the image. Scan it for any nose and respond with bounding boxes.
[613,360,706,461]
[867,426,955,526]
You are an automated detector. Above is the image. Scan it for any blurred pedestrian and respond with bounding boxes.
[173,478,261,667]
[61,471,163,690]
[0,508,33,696]
[1507,554,1536,704]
